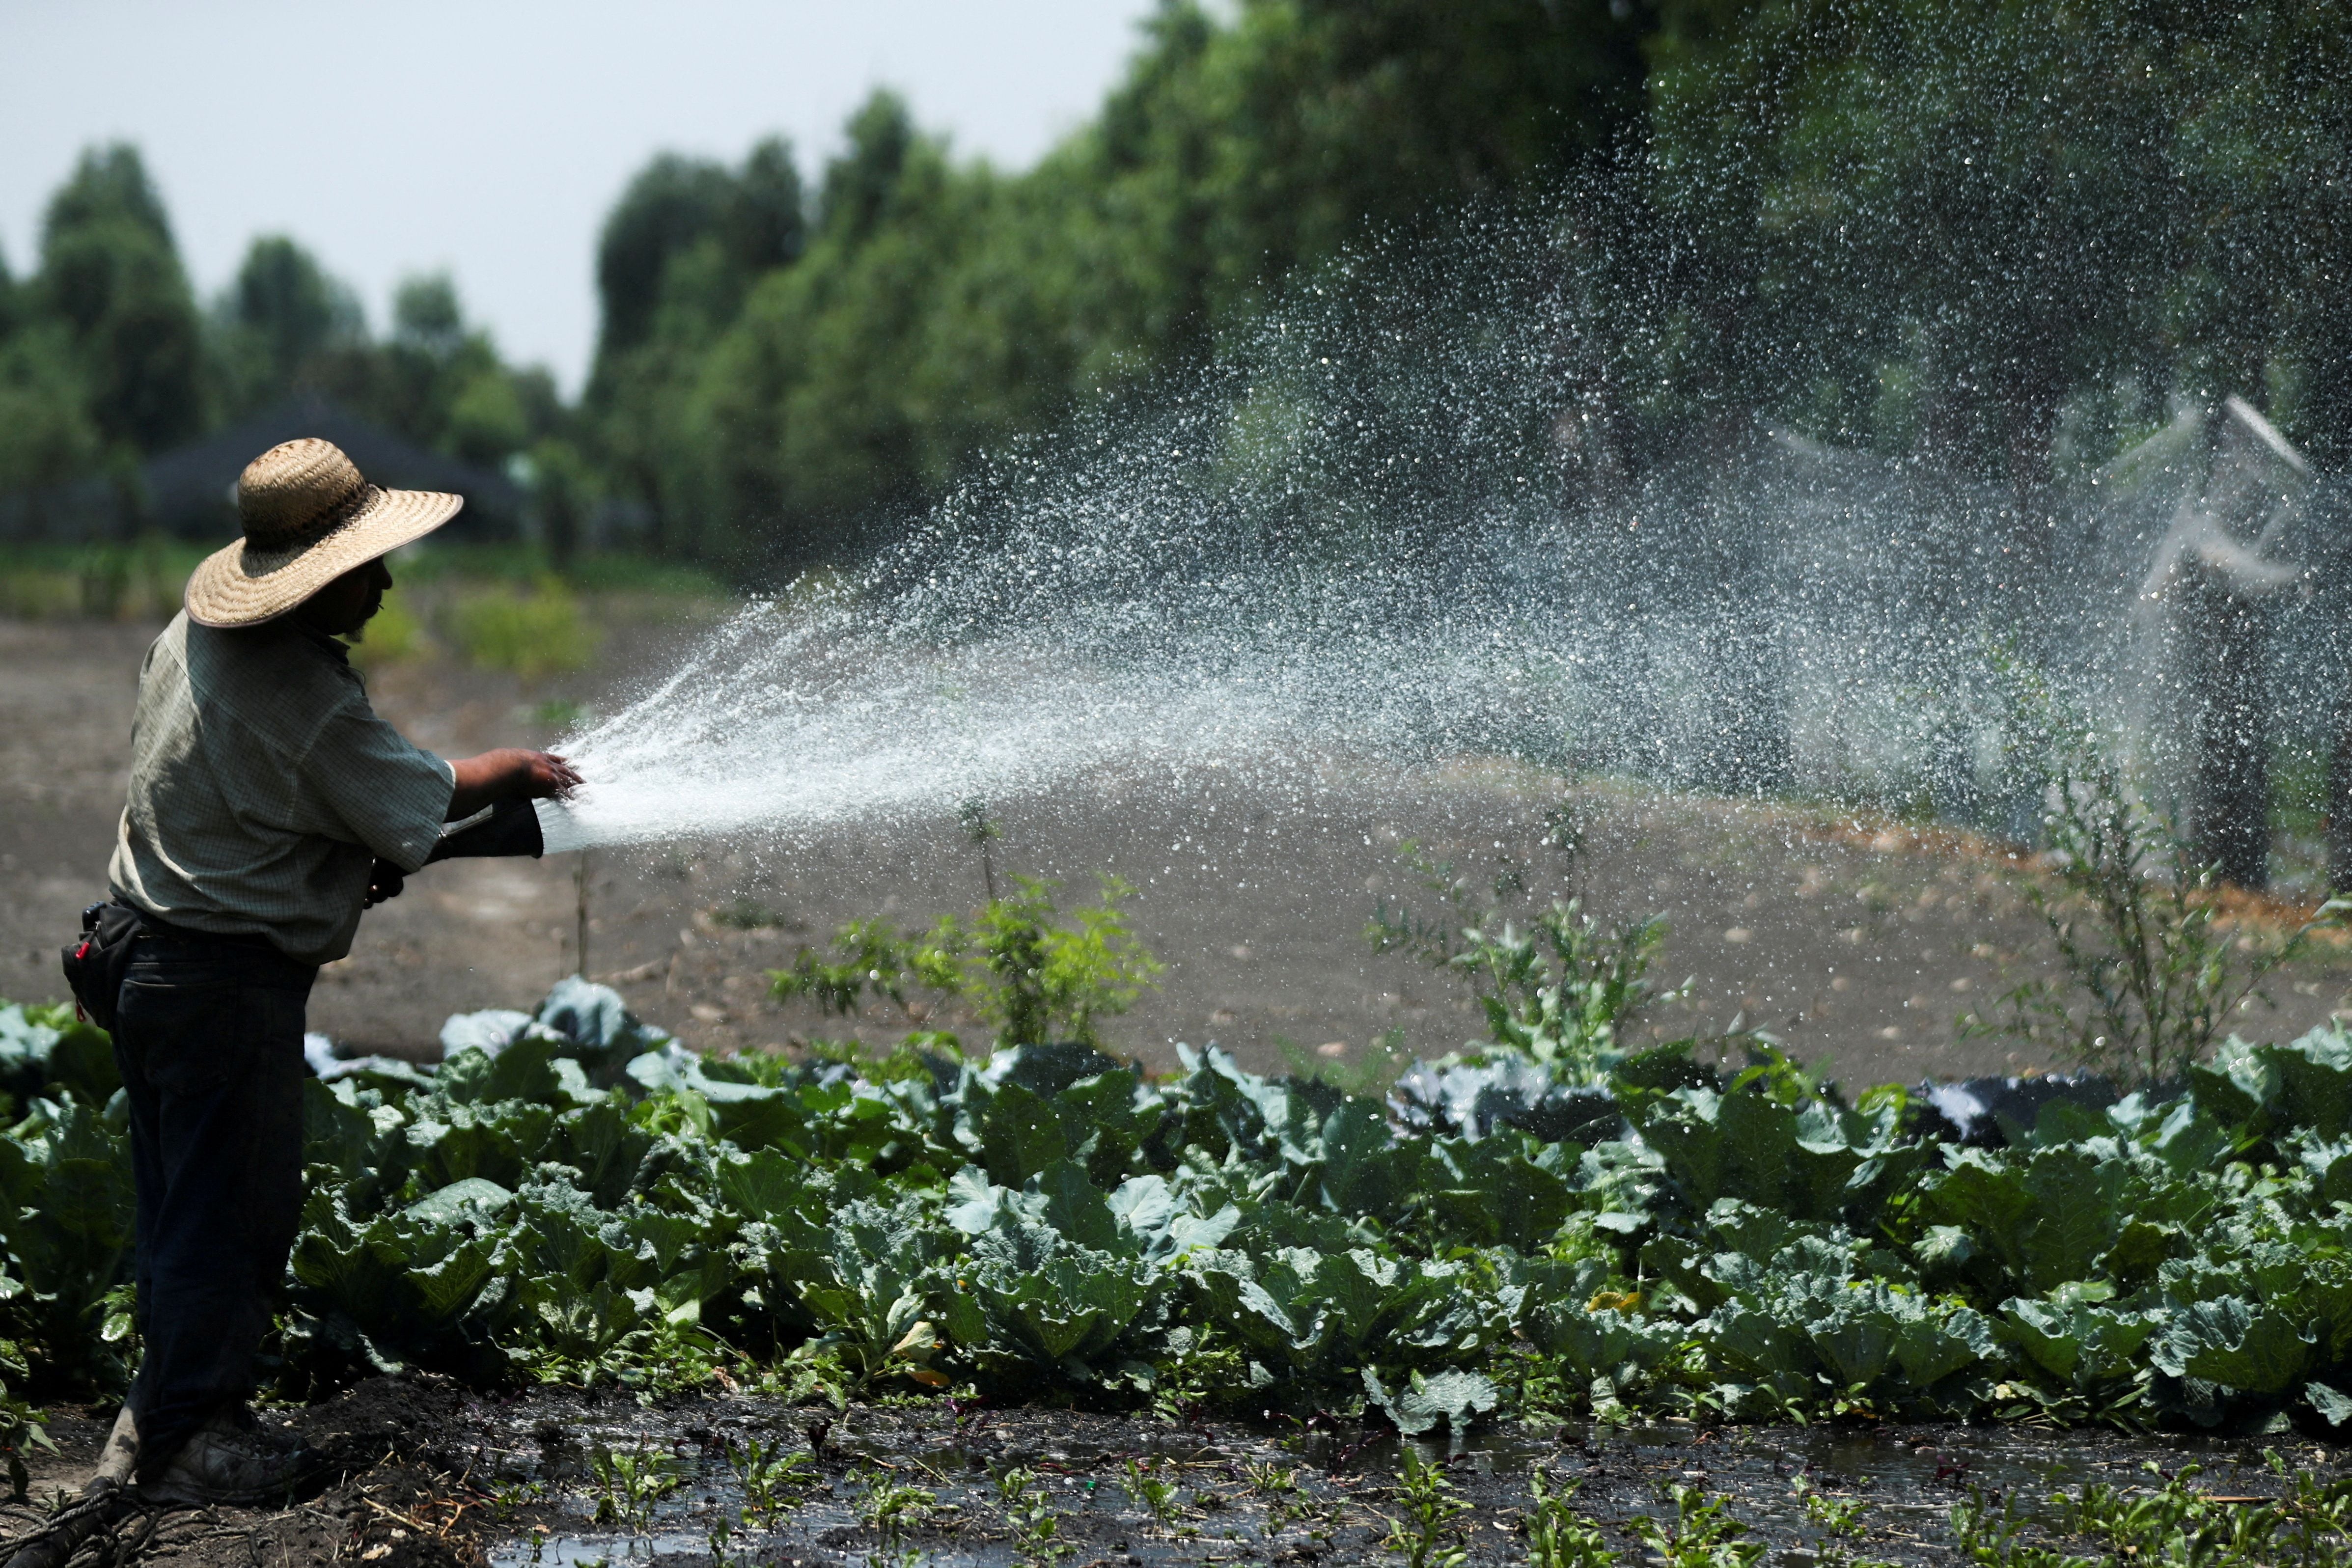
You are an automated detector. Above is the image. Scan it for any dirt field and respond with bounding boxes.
[5,611,2350,1086]
[3,1377,2334,1568]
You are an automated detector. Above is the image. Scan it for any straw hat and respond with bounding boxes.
[182,439,463,628]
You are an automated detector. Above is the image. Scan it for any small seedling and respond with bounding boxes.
[1123,1456,1184,1527]
[1629,1485,1763,1568]
[860,1477,937,1545]
[996,1467,1072,1566]
[1243,1461,1298,1494]
[1245,1462,1308,1536]
[588,1440,687,1534]
[1793,1474,1866,1539]
[486,1473,548,1522]
[1382,1447,1469,1568]
[1527,1469,1618,1568]
[731,1435,818,1528]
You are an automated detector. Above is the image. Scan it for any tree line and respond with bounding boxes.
[2,0,2345,573]
[0,148,563,509]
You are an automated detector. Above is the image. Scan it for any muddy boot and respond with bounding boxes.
[134,1405,326,1508]
[1,1408,140,1568]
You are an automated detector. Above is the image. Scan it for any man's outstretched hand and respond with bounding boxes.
[447,748,583,821]
[371,750,578,909]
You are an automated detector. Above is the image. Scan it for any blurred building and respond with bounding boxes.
[0,393,524,544]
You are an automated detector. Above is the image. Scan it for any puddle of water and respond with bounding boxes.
[492,1527,708,1567]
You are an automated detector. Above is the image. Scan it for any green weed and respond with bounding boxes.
[1628,1485,1764,1568]
[1964,651,2347,1087]
[1246,1462,1312,1537]
[588,1440,687,1533]
[530,697,589,731]
[1942,1466,2352,1568]
[1369,834,1680,1080]
[771,874,1160,1049]
[1122,1456,1184,1527]
[1793,1473,1866,1538]
[484,1473,547,1523]
[347,586,430,666]
[1381,1447,1469,1568]
[730,1435,818,1529]
[1277,1028,1415,1098]
[858,1475,936,1545]
[710,896,790,931]
[996,1466,1072,1566]
[1527,1469,1617,1568]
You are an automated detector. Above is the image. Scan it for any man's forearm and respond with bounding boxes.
[446,748,582,819]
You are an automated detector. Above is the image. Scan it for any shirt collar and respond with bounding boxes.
[284,618,353,665]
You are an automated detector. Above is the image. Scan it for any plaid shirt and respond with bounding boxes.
[109,611,455,964]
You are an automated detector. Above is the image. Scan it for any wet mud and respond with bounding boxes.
[5,1378,2339,1567]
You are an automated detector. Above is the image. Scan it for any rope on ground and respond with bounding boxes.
[0,1485,137,1568]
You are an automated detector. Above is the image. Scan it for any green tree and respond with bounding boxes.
[1642,0,2214,528]
[587,137,813,557]
[0,324,104,492]
[36,143,206,455]
[727,137,809,277]
[392,274,465,358]
[0,243,101,493]
[340,273,552,468]
[212,234,364,415]
[525,436,596,566]
[816,93,917,248]
[586,3,1657,566]
[686,107,982,565]
[2161,2,2352,473]
[593,153,739,365]
[591,137,803,375]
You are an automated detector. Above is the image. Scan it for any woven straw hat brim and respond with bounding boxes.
[183,487,463,628]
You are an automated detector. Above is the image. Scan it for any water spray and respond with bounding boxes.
[528,214,2342,876]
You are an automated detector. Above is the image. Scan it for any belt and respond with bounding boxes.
[128,908,284,952]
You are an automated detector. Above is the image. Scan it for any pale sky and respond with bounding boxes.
[0,1,1162,393]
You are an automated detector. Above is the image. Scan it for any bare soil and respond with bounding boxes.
[4,1378,2339,1568]
[4,613,2349,1085]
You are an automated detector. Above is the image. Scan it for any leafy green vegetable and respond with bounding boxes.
[8,954,2352,1433]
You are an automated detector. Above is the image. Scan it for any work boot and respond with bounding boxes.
[135,1405,326,1506]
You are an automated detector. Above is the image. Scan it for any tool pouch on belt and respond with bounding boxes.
[60,902,143,1032]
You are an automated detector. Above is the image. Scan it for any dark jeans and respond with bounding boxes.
[109,930,314,1472]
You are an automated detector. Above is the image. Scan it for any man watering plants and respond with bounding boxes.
[62,439,579,1510]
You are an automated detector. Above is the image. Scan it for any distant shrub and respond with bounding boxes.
[771,875,1162,1051]
[0,539,194,622]
[1965,654,2346,1088]
[347,586,429,667]
[0,563,78,619]
[450,577,600,679]
[1370,820,1682,1082]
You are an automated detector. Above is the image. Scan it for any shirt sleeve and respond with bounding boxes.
[297,702,457,873]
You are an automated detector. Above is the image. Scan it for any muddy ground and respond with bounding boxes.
[5,611,2351,1084]
[4,1378,2339,1568]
